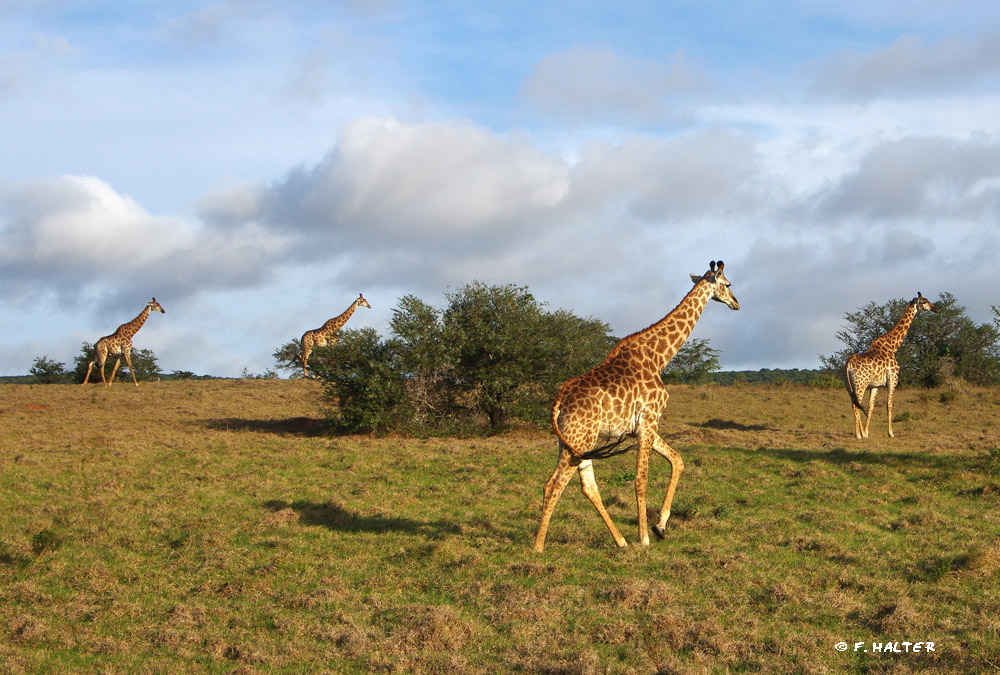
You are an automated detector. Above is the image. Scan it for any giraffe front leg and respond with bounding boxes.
[635,434,653,546]
[124,349,139,387]
[651,435,684,539]
[578,460,627,548]
[82,361,95,386]
[886,386,895,438]
[533,445,580,553]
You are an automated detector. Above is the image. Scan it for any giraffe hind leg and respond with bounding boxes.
[862,388,878,439]
[82,361,95,386]
[533,445,580,553]
[578,460,627,548]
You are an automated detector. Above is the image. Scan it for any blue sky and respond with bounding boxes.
[2,1,1000,377]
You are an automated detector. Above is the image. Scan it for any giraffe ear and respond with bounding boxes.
[690,274,703,284]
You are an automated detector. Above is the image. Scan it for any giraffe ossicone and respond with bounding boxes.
[300,293,372,378]
[533,260,740,553]
[844,291,938,439]
[82,298,165,388]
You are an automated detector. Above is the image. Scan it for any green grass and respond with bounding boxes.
[1,380,999,672]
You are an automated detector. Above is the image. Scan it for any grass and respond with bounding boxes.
[1,379,999,673]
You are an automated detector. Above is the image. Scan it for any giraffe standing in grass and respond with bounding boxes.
[533,261,740,552]
[300,293,371,378]
[82,298,165,387]
[845,292,938,439]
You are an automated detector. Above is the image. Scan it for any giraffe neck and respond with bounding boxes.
[623,281,713,374]
[116,305,152,340]
[873,303,917,354]
[322,300,359,333]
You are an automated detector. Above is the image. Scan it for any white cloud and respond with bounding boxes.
[0,175,289,307]
[262,117,572,246]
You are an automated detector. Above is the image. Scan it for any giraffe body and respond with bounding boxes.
[301,293,371,378]
[82,298,165,387]
[534,261,740,552]
[844,293,938,439]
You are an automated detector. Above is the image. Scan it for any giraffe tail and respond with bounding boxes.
[845,365,864,410]
[550,392,582,458]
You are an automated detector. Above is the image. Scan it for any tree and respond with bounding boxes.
[273,340,305,376]
[30,356,69,384]
[388,295,458,425]
[73,343,162,384]
[822,293,1000,387]
[441,282,615,429]
[661,338,721,384]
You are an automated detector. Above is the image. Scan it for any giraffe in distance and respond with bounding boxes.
[300,293,372,378]
[844,292,938,439]
[82,298,165,387]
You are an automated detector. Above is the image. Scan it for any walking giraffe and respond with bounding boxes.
[845,292,938,439]
[82,298,165,387]
[300,293,371,378]
[533,261,740,552]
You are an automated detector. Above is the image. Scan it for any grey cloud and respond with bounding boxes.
[813,30,1000,100]
[817,135,1000,220]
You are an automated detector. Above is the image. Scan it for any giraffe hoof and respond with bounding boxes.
[652,524,666,540]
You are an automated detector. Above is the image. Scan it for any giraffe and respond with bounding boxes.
[82,298,166,387]
[300,293,372,378]
[844,292,938,439]
[533,261,740,552]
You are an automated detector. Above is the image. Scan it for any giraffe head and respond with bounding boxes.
[690,260,740,310]
[912,291,938,314]
[148,297,165,314]
[357,293,372,310]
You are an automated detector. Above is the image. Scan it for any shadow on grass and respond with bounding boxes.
[262,499,462,537]
[720,445,973,471]
[206,417,329,437]
[695,418,772,431]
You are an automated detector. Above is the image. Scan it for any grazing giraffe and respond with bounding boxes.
[845,292,938,439]
[301,293,371,378]
[533,261,740,552]
[82,298,165,387]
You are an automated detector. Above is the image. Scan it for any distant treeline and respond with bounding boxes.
[708,368,833,386]
[0,372,218,384]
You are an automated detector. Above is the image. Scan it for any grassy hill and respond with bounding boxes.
[1,379,998,672]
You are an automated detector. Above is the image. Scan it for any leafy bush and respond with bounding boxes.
[30,356,69,384]
[312,328,408,434]
[306,282,617,434]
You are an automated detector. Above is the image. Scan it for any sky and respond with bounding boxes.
[2,1,1000,377]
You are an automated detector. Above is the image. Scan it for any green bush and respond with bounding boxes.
[313,328,408,434]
